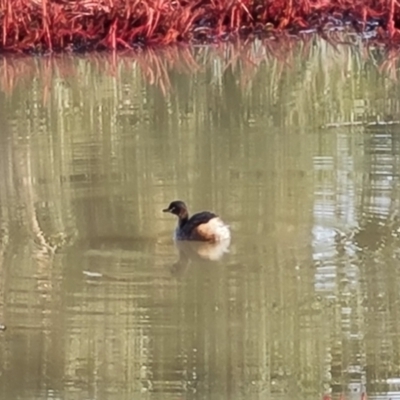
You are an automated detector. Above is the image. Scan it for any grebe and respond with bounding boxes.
[163,200,230,242]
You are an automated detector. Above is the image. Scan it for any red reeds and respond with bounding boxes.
[0,0,399,52]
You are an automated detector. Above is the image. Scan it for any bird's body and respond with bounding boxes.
[163,201,230,243]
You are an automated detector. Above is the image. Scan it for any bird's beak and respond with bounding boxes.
[162,208,171,213]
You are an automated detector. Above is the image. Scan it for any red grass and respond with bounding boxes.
[0,0,399,52]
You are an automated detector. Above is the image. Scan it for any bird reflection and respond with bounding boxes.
[170,238,231,275]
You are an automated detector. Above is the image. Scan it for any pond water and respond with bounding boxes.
[0,36,400,400]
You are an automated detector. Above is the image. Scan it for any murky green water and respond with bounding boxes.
[0,36,400,400]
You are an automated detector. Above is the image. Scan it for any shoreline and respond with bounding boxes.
[0,0,398,53]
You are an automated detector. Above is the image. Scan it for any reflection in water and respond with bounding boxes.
[0,37,400,399]
[176,239,231,261]
[170,239,231,275]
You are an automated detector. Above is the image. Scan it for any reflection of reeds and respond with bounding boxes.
[0,0,398,52]
[2,35,400,138]
[2,34,400,97]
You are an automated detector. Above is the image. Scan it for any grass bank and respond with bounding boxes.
[0,0,398,53]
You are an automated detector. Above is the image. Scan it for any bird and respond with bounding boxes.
[163,200,230,242]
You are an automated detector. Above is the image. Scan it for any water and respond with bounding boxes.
[0,36,400,400]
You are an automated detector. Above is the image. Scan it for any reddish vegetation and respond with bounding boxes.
[0,0,399,52]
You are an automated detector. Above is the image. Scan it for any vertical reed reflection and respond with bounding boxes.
[0,38,399,400]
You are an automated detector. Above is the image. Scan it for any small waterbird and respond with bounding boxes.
[163,200,230,242]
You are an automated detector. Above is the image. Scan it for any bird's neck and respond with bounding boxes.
[178,212,189,228]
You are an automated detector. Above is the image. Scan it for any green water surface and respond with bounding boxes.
[0,36,399,400]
